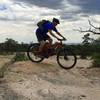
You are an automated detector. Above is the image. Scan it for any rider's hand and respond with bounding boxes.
[57,38,61,41]
[62,37,66,40]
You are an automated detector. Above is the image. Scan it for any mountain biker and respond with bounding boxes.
[36,18,66,54]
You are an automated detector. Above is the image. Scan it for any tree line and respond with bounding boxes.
[0,38,29,54]
[0,37,100,56]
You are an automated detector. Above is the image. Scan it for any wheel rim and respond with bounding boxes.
[57,49,77,69]
[27,44,43,62]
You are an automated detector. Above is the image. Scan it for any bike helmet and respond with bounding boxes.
[53,18,60,24]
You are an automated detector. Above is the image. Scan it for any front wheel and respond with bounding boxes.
[27,43,44,63]
[57,48,77,69]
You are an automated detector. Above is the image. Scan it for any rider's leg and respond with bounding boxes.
[37,37,53,56]
[47,37,53,45]
[52,42,58,48]
[38,37,52,53]
[36,28,46,53]
[52,42,61,48]
[36,28,53,54]
[38,40,46,53]
[46,37,61,49]
[43,37,53,51]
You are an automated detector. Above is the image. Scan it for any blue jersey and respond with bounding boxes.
[43,22,58,34]
[36,22,58,42]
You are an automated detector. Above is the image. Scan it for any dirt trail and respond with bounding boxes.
[0,56,11,68]
[0,56,100,100]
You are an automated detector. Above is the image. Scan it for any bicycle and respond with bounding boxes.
[27,39,77,69]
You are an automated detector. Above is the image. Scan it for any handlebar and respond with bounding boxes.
[58,38,67,41]
[57,38,67,45]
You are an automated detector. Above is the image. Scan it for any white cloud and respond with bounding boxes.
[0,0,100,43]
[0,21,36,43]
[0,0,12,3]
[0,1,61,43]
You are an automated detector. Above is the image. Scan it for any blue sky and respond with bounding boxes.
[0,0,100,43]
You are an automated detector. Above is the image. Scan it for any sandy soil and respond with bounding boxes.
[0,55,12,68]
[0,55,100,100]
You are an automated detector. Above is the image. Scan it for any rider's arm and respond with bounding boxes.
[56,32,65,39]
[48,30,59,40]
[53,27,65,39]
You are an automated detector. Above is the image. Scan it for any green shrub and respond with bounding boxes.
[91,53,100,67]
[12,52,29,62]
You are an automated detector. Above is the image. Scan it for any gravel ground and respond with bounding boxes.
[0,55,100,100]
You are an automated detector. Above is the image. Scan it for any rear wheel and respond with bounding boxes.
[57,48,77,69]
[27,43,44,63]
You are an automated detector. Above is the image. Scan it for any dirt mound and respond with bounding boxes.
[0,56,100,100]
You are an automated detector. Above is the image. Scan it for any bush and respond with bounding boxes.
[12,52,29,62]
[91,53,100,67]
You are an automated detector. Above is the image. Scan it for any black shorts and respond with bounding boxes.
[36,28,49,42]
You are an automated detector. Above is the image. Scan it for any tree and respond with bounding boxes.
[4,38,18,53]
[74,20,100,59]
[75,20,100,35]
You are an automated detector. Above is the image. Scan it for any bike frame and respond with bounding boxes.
[27,39,77,69]
[52,40,65,51]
